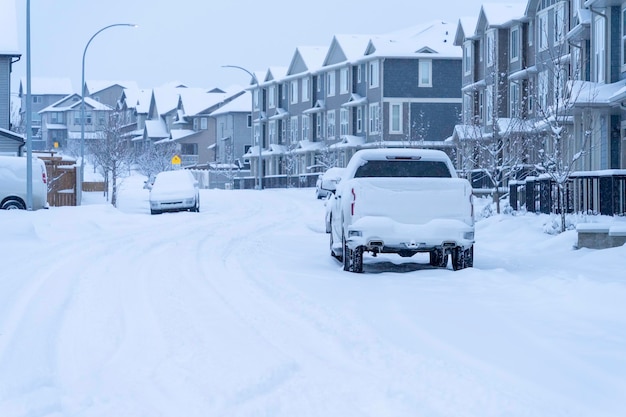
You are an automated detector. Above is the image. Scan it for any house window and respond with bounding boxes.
[538,71,548,111]
[369,103,380,133]
[340,108,349,136]
[200,117,208,130]
[369,60,379,88]
[254,123,261,147]
[98,113,106,126]
[486,30,495,66]
[390,103,402,134]
[478,91,484,123]
[553,1,566,44]
[595,15,606,83]
[269,120,276,144]
[317,74,322,92]
[419,60,432,87]
[75,111,92,125]
[478,40,483,62]
[302,114,310,140]
[464,41,472,75]
[538,11,548,51]
[316,113,324,139]
[50,112,64,124]
[181,143,198,155]
[280,120,287,144]
[623,8,626,67]
[486,85,493,123]
[302,77,310,102]
[356,106,363,133]
[510,83,520,117]
[510,26,519,62]
[528,21,534,46]
[269,85,276,108]
[290,116,299,142]
[290,80,299,104]
[32,96,42,104]
[247,114,252,127]
[327,71,336,97]
[327,110,336,139]
[340,67,349,94]
[253,89,260,110]
[357,65,362,83]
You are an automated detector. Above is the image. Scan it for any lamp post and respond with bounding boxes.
[25,0,32,209]
[221,65,262,190]
[80,23,136,199]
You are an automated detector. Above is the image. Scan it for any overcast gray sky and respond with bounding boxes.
[12,0,520,93]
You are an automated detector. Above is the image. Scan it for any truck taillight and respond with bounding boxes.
[42,170,47,184]
[351,188,356,216]
[470,193,474,218]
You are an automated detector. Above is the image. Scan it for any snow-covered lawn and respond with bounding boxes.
[1,173,625,417]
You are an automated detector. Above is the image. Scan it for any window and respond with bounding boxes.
[510,83,520,117]
[327,110,336,139]
[595,15,606,83]
[369,103,380,133]
[247,114,252,127]
[486,30,495,66]
[554,1,566,44]
[538,71,548,111]
[50,112,64,124]
[302,115,310,140]
[418,60,432,87]
[253,89,260,109]
[317,74,322,92]
[538,11,548,51]
[290,116,299,142]
[357,65,362,83]
[254,123,261,147]
[33,96,42,104]
[510,27,519,62]
[327,71,336,97]
[354,160,452,178]
[98,113,106,126]
[464,42,472,75]
[74,111,92,125]
[486,85,493,123]
[356,106,363,133]
[340,67,349,94]
[369,60,379,88]
[478,40,483,62]
[340,108,349,136]
[200,117,208,130]
[181,143,198,155]
[528,21,534,46]
[290,80,299,104]
[269,85,276,108]
[390,103,402,133]
[269,120,276,144]
[623,8,626,66]
[302,77,310,102]
[316,113,324,139]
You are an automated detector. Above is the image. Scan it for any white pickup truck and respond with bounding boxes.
[326,148,474,272]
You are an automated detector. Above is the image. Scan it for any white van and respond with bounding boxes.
[0,155,49,210]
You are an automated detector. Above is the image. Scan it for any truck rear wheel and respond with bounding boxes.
[342,236,364,273]
[451,246,473,270]
[1,199,25,210]
[429,250,448,268]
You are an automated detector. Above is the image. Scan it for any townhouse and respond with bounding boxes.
[454,0,626,184]
[0,0,22,155]
[242,21,463,188]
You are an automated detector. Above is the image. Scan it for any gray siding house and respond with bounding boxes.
[0,0,23,155]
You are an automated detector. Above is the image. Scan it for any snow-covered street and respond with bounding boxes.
[1,175,625,417]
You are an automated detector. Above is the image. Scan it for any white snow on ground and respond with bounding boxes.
[1,172,625,417]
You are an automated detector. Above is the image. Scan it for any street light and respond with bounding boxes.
[222,65,263,190]
[80,23,136,199]
[25,0,32,210]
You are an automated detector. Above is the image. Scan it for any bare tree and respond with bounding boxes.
[135,142,178,181]
[88,112,135,207]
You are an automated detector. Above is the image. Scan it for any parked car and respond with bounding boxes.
[327,148,475,272]
[0,155,49,210]
[315,167,345,199]
[148,169,199,215]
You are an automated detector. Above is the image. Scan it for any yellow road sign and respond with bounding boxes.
[171,155,181,165]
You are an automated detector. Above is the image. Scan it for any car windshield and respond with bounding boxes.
[354,160,452,178]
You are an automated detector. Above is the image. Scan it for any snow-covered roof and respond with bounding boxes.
[170,129,198,141]
[152,87,183,115]
[210,91,251,116]
[365,21,461,59]
[286,46,327,77]
[324,34,372,66]
[20,77,74,96]
[481,2,527,27]
[571,80,626,106]
[145,119,169,139]
[179,88,229,116]
[86,80,139,95]
[0,0,19,55]
[38,94,113,113]
[264,67,288,83]
[121,88,152,113]
[455,16,479,44]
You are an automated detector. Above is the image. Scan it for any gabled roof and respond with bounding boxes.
[479,2,527,29]
[38,93,113,113]
[145,119,169,139]
[365,20,461,59]
[19,77,74,96]
[86,80,139,95]
[210,91,251,116]
[178,88,230,116]
[286,46,327,76]
[0,0,19,56]
[152,87,184,116]
[264,66,288,83]
[0,127,24,144]
[454,16,479,45]
[120,88,152,113]
[323,34,372,66]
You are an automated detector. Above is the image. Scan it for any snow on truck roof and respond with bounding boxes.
[350,148,450,162]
